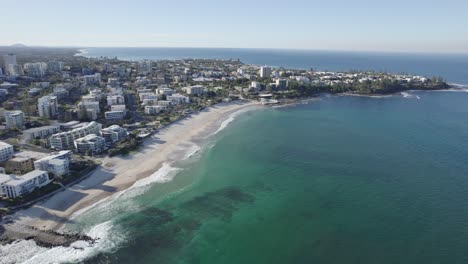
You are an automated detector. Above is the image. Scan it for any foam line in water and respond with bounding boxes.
[213,108,249,135]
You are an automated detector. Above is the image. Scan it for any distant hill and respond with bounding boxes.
[10,43,28,48]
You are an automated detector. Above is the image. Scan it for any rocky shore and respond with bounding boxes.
[0,223,95,248]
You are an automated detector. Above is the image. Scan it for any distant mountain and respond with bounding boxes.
[10,43,28,48]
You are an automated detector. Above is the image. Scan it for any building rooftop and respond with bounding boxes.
[34,151,71,162]
[23,125,61,133]
[0,141,13,148]
[14,151,49,160]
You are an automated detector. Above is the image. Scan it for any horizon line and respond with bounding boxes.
[1,44,468,55]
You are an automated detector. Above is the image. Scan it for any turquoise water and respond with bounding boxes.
[71,91,468,263]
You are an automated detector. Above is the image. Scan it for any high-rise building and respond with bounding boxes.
[2,54,17,67]
[275,79,289,90]
[260,66,272,78]
[7,64,24,76]
[4,110,25,129]
[24,62,47,77]
[139,61,152,74]
[38,95,58,118]
[46,61,64,73]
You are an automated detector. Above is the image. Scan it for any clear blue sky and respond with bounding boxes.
[1,0,467,53]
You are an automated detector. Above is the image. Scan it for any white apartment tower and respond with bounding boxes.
[4,110,25,129]
[38,95,58,118]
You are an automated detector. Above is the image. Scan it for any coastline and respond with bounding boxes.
[1,100,260,242]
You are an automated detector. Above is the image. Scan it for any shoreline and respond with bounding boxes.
[1,100,260,243]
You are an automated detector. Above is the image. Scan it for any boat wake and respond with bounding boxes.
[401,92,421,100]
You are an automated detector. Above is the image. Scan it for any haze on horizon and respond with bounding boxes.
[1,0,468,53]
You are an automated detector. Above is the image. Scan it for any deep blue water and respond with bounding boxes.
[80,48,468,85]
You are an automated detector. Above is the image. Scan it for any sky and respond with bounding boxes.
[1,0,467,53]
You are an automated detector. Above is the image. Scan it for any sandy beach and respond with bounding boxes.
[2,100,259,236]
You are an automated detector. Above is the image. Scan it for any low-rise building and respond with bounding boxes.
[49,121,102,150]
[6,157,34,174]
[74,134,106,155]
[107,95,125,106]
[0,170,51,198]
[157,100,172,107]
[34,151,72,177]
[156,87,174,95]
[83,73,101,86]
[111,104,126,112]
[144,105,165,115]
[167,93,190,104]
[5,151,50,174]
[105,111,125,120]
[22,125,61,141]
[185,85,205,95]
[101,125,129,143]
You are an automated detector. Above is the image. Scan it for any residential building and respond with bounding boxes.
[46,61,64,73]
[185,85,205,95]
[83,73,101,86]
[23,62,47,77]
[52,86,69,99]
[142,98,158,106]
[144,105,165,115]
[167,93,190,104]
[107,95,125,106]
[4,110,24,129]
[107,78,119,87]
[6,153,42,176]
[111,104,126,113]
[101,125,129,143]
[105,111,125,120]
[77,101,100,120]
[0,170,51,199]
[0,141,14,162]
[23,125,61,140]
[139,92,157,101]
[275,79,289,89]
[2,54,17,68]
[38,95,58,118]
[157,100,172,106]
[139,61,152,74]
[49,121,102,150]
[34,151,72,177]
[7,64,24,76]
[260,66,272,78]
[74,134,106,155]
[156,87,174,95]
[6,157,34,174]
[3,54,18,76]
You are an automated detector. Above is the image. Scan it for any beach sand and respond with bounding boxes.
[2,100,259,236]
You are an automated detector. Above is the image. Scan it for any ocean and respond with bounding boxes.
[3,49,468,263]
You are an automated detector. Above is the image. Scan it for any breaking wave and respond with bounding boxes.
[0,221,125,264]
